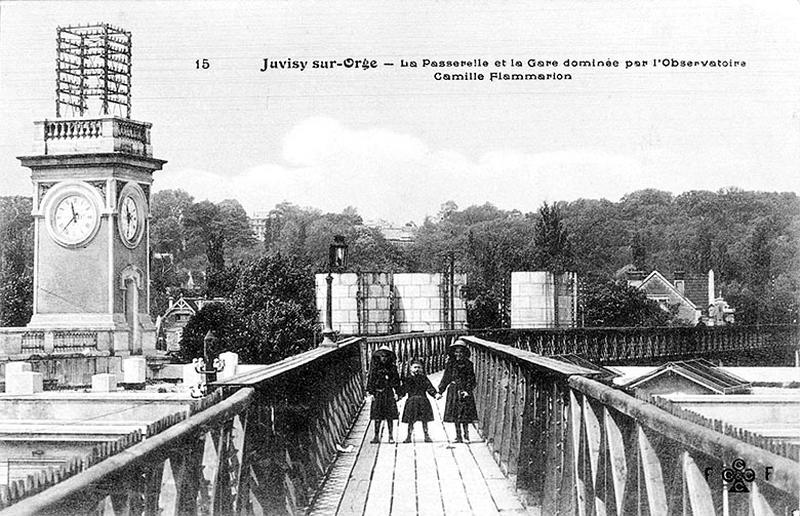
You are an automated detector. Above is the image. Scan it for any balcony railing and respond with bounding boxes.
[32,116,153,157]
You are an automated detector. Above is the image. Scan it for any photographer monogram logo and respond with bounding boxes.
[704,459,771,493]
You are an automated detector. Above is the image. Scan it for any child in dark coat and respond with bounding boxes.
[400,359,440,443]
[438,340,478,443]
[366,346,401,443]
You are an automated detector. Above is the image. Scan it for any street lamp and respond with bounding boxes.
[321,235,348,347]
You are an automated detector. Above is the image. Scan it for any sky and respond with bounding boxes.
[1,0,799,224]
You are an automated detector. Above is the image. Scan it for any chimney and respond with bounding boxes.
[708,269,715,306]
[673,270,685,295]
[627,269,646,287]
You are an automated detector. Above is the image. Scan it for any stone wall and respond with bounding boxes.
[510,271,577,328]
[315,272,467,335]
[394,273,467,333]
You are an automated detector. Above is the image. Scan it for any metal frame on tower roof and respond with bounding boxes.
[55,23,132,118]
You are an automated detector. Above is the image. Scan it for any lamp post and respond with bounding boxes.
[321,235,348,347]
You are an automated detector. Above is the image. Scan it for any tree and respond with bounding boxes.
[231,253,319,363]
[0,197,34,326]
[630,232,647,270]
[177,302,247,362]
[533,202,572,272]
[149,190,196,316]
[183,201,226,295]
[179,253,319,364]
[582,278,675,327]
[533,202,573,327]
[217,199,257,252]
[462,218,536,328]
[181,199,256,297]
[151,189,194,258]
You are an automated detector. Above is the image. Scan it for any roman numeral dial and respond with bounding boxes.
[47,190,101,247]
[117,183,146,248]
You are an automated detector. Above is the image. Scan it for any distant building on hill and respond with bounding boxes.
[364,219,417,244]
[249,211,273,242]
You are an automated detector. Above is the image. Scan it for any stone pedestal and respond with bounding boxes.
[6,362,32,376]
[6,371,44,394]
[123,357,147,384]
[218,352,239,380]
[92,373,118,392]
[182,362,203,390]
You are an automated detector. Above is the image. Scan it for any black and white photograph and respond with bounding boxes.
[0,1,799,514]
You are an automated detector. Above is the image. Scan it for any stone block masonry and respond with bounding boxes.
[511,271,578,328]
[315,272,467,335]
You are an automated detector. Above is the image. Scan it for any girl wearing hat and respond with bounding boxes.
[399,358,441,443]
[438,339,478,443]
[366,346,401,443]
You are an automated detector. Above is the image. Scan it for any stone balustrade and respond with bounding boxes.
[0,327,132,388]
[32,116,153,157]
[0,327,106,356]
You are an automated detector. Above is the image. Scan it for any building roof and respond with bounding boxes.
[163,296,228,319]
[380,226,415,243]
[669,272,708,307]
[624,359,751,394]
[638,271,697,309]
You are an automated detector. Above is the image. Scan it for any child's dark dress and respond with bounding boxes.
[438,358,478,423]
[366,362,400,420]
[400,374,437,423]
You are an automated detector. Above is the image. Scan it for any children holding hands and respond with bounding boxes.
[399,358,441,443]
[367,343,476,445]
[438,339,478,443]
[366,346,401,444]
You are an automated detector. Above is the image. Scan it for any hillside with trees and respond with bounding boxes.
[2,188,797,354]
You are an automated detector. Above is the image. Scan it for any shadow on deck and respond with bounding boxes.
[309,372,532,516]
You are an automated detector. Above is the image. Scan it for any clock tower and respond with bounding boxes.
[18,24,166,355]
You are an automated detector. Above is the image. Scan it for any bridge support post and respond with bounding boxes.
[321,272,337,347]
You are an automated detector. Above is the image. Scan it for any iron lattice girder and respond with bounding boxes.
[55,23,132,118]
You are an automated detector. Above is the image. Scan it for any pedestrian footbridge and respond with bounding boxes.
[310,371,528,515]
[1,326,798,515]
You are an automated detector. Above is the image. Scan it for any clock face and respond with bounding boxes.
[120,196,139,243]
[117,184,146,248]
[52,194,99,246]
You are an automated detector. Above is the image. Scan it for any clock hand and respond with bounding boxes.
[62,216,75,231]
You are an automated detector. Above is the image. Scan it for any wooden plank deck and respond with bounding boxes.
[309,372,532,515]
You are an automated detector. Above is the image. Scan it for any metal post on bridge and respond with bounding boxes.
[190,330,224,397]
[321,235,348,347]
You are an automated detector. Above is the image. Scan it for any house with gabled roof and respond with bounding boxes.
[634,270,702,324]
[626,269,735,325]
[159,296,228,352]
[622,359,751,396]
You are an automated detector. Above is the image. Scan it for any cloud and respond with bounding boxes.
[155,117,646,223]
